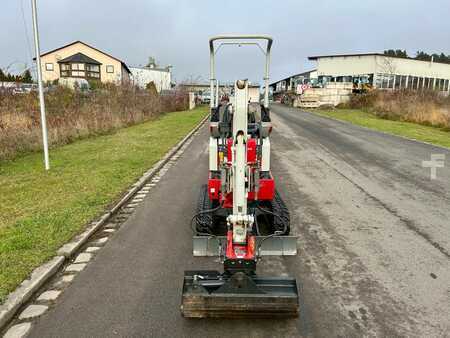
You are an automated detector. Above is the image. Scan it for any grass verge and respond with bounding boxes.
[0,106,207,303]
[313,108,450,149]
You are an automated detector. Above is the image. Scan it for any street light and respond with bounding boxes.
[31,0,50,170]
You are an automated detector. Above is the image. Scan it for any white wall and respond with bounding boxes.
[130,67,171,92]
[316,55,378,77]
[374,55,450,79]
[316,54,450,80]
[248,87,260,102]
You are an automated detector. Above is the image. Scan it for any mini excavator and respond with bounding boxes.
[181,35,300,318]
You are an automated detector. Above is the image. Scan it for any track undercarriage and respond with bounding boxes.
[195,184,291,237]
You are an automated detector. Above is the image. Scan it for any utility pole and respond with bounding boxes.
[31,0,50,170]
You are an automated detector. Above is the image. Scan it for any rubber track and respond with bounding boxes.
[271,190,291,235]
[195,184,213,233]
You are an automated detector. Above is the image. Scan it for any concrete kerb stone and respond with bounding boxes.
[73,253,92,264]
[18,304,48,320]
[3,322,32,338]
[0,256,64,328]
[65,264,87,273]
[57,213,110,258]
[37,290,61,302]
[85,246,101,253]
[0,113,209,332]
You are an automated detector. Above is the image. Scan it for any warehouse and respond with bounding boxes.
[308,53,450,93]
[270,69,317,94]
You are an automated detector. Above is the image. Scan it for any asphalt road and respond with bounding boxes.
[28,104,450,337]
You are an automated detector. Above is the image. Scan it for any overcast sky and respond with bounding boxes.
[1,0,449,84]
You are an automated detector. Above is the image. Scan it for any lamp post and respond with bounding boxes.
[31,0,50,170]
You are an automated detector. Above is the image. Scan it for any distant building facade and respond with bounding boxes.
[37,41,131,85]
[309,53,450,93]
[130,66,172,92]
[269,69,317,96]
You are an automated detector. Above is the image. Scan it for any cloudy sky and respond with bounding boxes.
[1,0,449,84]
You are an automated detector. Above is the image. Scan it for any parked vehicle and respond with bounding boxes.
[200,91,211,104]
[10,83,38,94]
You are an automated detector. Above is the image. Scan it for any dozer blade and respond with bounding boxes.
[181,271,299,318]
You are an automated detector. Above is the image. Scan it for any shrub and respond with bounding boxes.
[346,90,450,129]
[0,83,188,161]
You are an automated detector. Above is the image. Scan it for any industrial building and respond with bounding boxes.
[270,69,317,95]
[271,53,450,96]
[130,65,172,93]
[269,52,450,107]
[309,53,450,93]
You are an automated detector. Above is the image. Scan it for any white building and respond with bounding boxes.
[130,66,172,92]
[308,53,450,93]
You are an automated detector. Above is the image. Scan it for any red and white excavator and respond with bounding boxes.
[181,35,300,318]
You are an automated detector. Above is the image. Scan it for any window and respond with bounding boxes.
[407,76,413,89]
[387,75,395,89]
[394,75,401,89]
[400,76,407,89]
[86,64,100,79]
[444,80,449,92]
[71,71,85,77]
[106,65,114,73]
[375,73,383,88]
[45,63,54,71]
[59,62,100,79]
[71,63,84,70]
[417,77,423,90]
[381,74,389,89]
[88,72,100,79]
[87,64,100,72]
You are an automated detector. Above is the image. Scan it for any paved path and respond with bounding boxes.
[28,104,450,337]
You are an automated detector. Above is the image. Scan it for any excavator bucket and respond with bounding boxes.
[181,271,299,318]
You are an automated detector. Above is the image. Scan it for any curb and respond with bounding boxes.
[0,256,64,329]
[0,112,209,331]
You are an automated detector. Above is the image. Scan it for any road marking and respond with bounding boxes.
[422,154,446,179]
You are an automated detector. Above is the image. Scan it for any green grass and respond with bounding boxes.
[0,106,208,303]
[312,109,450,149]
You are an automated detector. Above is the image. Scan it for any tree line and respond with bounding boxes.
[0,68,33,83]
[383,49,450,64]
